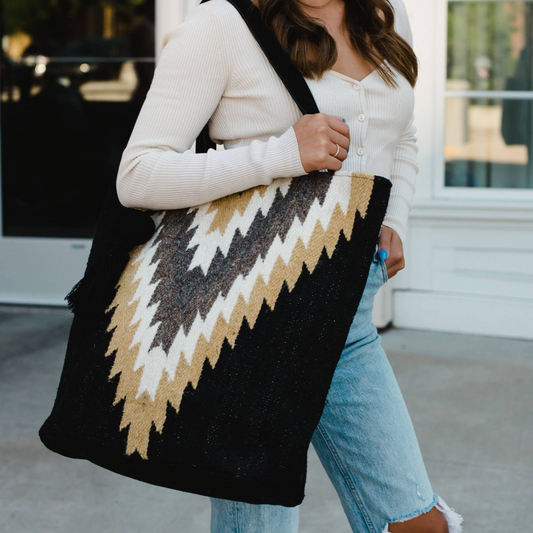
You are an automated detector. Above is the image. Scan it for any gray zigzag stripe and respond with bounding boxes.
[146,175,333,353]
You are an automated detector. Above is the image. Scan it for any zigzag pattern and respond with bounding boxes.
[104,171,375,459]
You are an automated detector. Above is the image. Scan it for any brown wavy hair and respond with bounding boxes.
[252,0,418,89]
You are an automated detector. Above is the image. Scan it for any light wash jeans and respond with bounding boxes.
[210,245,463,533]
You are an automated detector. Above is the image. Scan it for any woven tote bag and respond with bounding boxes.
[39,0,392,507]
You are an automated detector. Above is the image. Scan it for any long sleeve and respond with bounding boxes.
[381,0,419,245]
[116,5,306,210]
[382,113,419,244]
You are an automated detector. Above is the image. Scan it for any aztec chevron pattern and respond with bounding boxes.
[39,169,391,506]
[106,171,375,459]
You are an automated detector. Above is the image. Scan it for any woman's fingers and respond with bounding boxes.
[329,141,348,169]
[323,148,347,171]
[324,115,350,170]
[378,226,405,279]
[329,131,351,154]
[292,113,351,173]
[327,115,351,151]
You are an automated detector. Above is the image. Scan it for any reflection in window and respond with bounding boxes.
[445,97,532,188]
[445,1,533,189]
[0,0,155,238]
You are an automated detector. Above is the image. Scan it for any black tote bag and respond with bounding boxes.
[38,0,392,507]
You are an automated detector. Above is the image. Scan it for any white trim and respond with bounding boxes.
[432,0,450,203]
[155,0,187,62]
[404,0,440,204]
[0,238,92,307]
[445,90,533,100]
[393,290,533,340]
[448,0,533,2]
[409,201,533,221]
[433,188,533,202]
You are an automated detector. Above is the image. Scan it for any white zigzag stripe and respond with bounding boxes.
[131,177,353,401]
[186,179,292,274]
[122,211,170,400]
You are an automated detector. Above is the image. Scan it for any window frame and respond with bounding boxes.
[435,0,533,201]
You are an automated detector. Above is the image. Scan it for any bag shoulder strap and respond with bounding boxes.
[195,0,319,153]
[65,0,320,318]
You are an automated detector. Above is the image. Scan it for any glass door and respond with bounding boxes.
[0,0,177,305]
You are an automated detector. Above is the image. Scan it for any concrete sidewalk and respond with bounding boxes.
[1,304,531,533]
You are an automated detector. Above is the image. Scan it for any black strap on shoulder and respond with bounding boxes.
[195,0,319,153]
[65,0,321,319]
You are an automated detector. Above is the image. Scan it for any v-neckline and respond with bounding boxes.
[327,61,385,84]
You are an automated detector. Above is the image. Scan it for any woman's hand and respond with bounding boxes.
[377,226,405,279]
[292,113,350,173]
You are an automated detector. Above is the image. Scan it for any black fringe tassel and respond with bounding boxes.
[65,182,156,321]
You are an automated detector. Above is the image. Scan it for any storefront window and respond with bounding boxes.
[0,0,155,238]
[445,1,533,189]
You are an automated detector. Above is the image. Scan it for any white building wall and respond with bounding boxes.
[145,0,533,339]
[385,0,533,340]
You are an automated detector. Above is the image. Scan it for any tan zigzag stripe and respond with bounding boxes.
[103,244,164,458]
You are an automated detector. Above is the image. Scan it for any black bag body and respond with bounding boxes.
[39,0,391,507]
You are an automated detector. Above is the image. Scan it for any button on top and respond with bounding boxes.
[357,147,365,156]
[352,83,361,91]
[358,114,365,122]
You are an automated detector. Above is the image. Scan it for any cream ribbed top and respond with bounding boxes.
[116,0,418,244]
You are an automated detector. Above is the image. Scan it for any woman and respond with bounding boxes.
[116,0,463,531]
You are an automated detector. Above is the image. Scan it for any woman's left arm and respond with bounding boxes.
[378,0,419,278]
